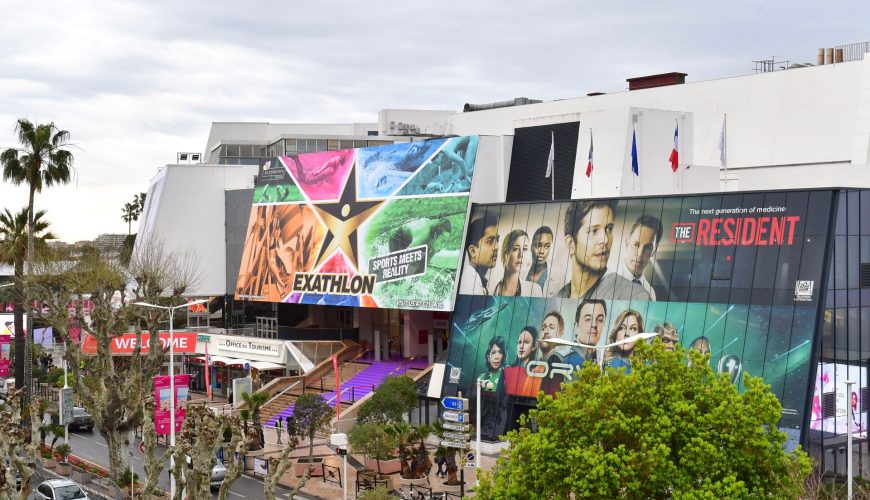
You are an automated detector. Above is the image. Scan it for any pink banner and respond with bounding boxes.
[153,374,190,435]
[0,336,9,377]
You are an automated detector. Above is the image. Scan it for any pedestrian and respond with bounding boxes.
[434,453,446,478]
[275,417,283,445]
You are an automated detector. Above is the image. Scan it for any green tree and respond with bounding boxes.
[348,421,398,476]
[476,341,812,499]
[121,202,137,235]
[0,208,54,393]
[356,375,417,424]
[241,391,269,450]
[133,191,146,215]
[292,394,333,472]
[1,118,74,409]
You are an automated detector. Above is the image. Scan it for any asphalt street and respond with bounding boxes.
[58,427,290,499]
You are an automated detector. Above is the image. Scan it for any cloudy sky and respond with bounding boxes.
[0,1,866,242]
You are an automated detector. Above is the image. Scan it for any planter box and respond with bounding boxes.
[56,462,71,476]
[400,476,430,487]
[295,458,323,477]
[365,457,402,476]
[42,459,58,471]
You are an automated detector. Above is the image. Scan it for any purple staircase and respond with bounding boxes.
[267,360,408,426]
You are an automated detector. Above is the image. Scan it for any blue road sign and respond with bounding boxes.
[441,396,467,411]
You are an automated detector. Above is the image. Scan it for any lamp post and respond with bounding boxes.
[134,299,207,498]
[544,332,661,370]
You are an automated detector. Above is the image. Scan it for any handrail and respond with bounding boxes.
[263,379,303,408]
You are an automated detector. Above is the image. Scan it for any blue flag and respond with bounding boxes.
[631,130,639,176]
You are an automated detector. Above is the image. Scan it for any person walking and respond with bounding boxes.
[275,417,283,445]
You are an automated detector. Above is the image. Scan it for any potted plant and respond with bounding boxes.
[55,443,72,476]
[349,421,401,477]
[387,421,432,485]
[432,423,463,487]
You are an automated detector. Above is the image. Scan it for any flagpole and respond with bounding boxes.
[722,113,728,190]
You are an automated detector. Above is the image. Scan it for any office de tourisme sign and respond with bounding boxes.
[80,332,198,355]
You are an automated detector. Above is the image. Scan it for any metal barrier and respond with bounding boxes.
[355,470,389,495]
[322,463,341,487]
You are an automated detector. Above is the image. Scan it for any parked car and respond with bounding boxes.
[35,478,89,499]
[68,407,94,432]
[0,378,15,401]
[174,454,226,490]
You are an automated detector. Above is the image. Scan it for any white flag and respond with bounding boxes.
[545,132,555,178]
[719,115,727,168]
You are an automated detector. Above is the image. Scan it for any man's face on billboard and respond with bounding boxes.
[575,303,606,347]
[470,225,499,270]
[539,314,562,352]
[624,225,658,277]
[531,233,552,266]
[570,206,614,273]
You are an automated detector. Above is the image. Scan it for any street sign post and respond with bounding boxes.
[443,431,470,441]
[441,439,467,449]
[59,387,73,425]
[442,422,470,432]
[441,396,468,411]
[441,410,468,423]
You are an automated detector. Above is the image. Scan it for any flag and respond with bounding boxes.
[719,115,727,168]
[545,132,554,178]
[631,130,639,176]
[585,132,594,177]
[204,343,211,400]
[668,124,679,172]
[332,355,341,419]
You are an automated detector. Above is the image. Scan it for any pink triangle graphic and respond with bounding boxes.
[282,150,355,201]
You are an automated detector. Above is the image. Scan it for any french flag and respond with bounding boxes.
[585,132,593,177]
[668,125,679,172]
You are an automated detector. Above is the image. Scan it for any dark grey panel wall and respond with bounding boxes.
[225,189,254,293]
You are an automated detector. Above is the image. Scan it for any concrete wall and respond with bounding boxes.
[134,164,257,297]
[449,56,870,194]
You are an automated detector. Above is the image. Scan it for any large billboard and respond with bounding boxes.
[443,190,835,446]
[235,137,479,310]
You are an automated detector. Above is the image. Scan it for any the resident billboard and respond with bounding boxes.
[235,136,480,310]
[442,190,835,447]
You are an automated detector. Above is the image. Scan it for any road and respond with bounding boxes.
[60,427,291,499]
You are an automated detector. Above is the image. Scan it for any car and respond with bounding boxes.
[35,478,90,499]
[68,407,94,432]
[175,454,226,490]
[0,378,15,401]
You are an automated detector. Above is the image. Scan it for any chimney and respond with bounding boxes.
[626,72,687,91]
[835,48,844,63]
[826,48,834,64]
[818,48,825,65]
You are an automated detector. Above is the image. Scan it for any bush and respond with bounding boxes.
[356,375,417,424]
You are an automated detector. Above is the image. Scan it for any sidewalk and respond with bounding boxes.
[254,424,495,499]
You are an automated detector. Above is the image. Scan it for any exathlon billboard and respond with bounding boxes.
[235,136,479,310]
[443,190,835,447]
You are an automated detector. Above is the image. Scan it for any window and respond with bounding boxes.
[327,139,339,151]
[285,139,297,153]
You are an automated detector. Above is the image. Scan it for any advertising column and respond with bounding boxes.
[0,336,10,377]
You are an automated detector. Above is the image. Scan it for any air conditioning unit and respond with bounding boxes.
[176,152,202,164]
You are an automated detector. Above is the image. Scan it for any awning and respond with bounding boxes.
[249,361,285,371]
[189,355,283,370]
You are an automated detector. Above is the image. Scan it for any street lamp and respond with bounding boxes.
[544,332,661,370]
[134,299,207,498]
[846,379,856,500]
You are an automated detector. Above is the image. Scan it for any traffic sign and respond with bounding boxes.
[441,439,467,449]
[466,452,475,462]
[465,462,476,468]
[442,431,469,441]
[441,396,468,411]
[442,422,470,432]
[59,388,73,425]
[441,410,468,423]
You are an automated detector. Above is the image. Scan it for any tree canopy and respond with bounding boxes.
[476,341,811,499]
[356,375,417,424]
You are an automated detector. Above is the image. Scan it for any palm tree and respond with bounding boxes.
[1,119,73,406]
[134,192,147,216]
[241,391,270,450]
[0,208,55,391]
[121,202,136,235]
